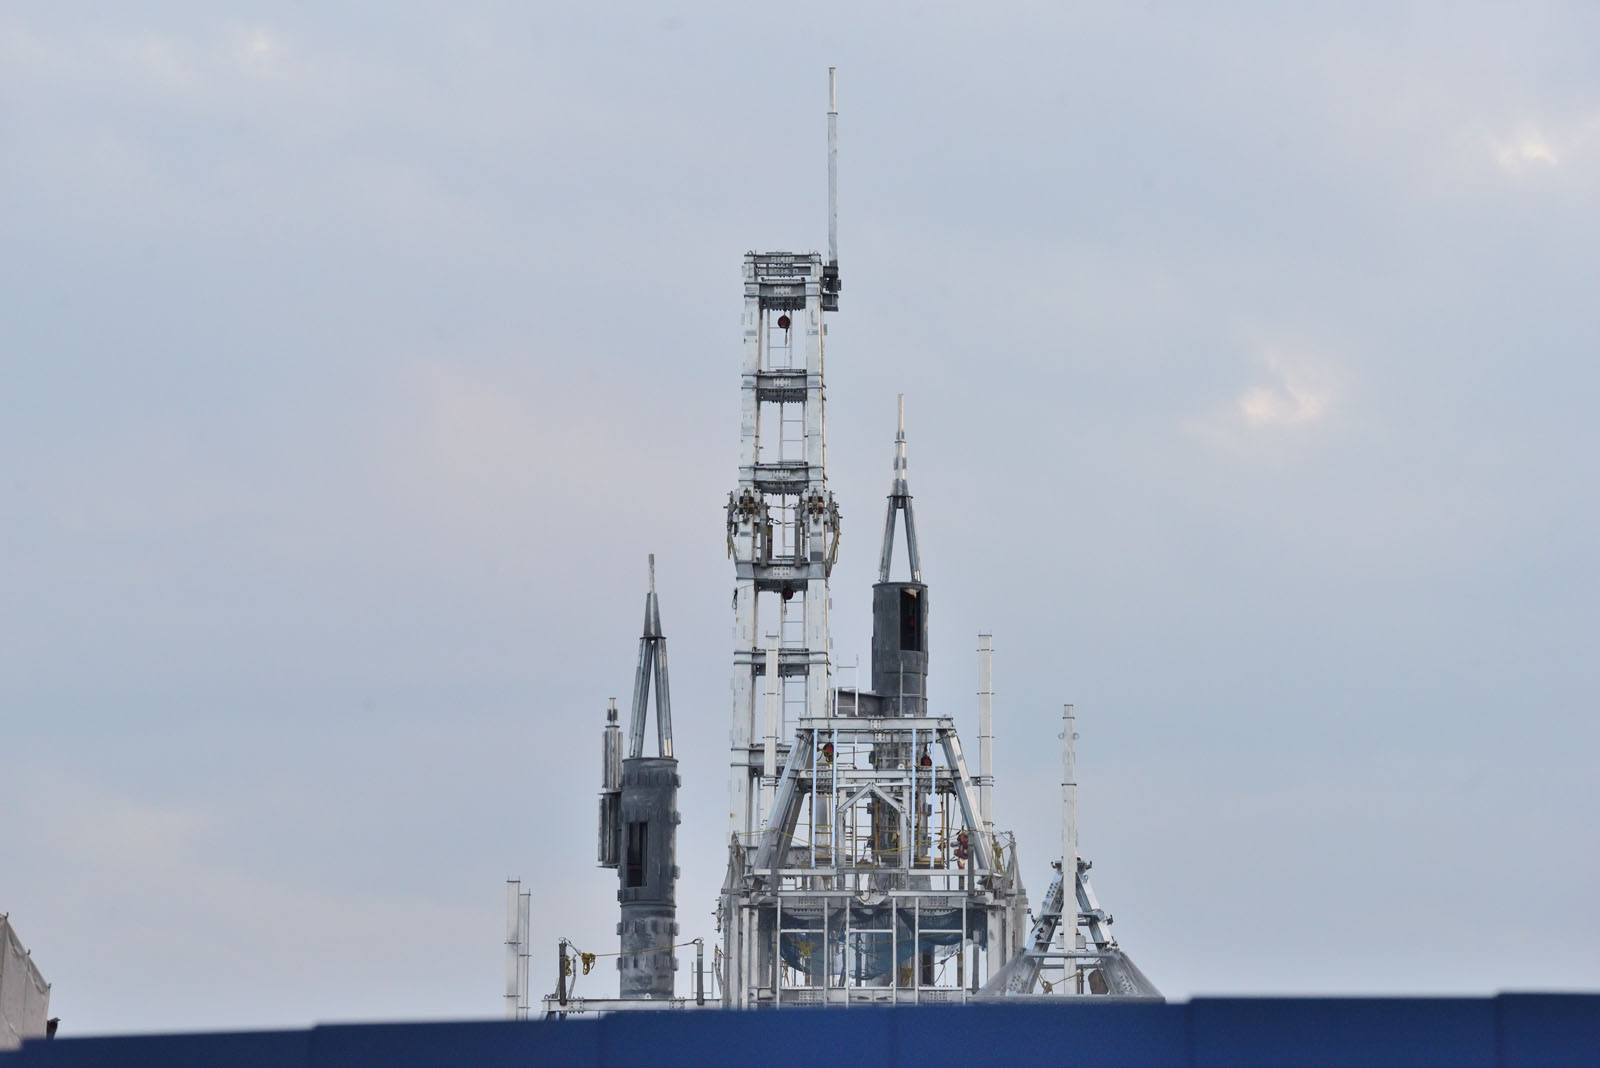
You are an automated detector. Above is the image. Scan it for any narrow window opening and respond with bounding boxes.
[899,588,922,652]
[625,821,648,888]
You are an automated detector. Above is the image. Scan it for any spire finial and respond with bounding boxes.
[630,556,673,758]
[877,394,923,584]
[892,395,909,495]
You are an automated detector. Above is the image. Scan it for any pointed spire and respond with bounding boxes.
[877,395,923,584]
[628,555,674,759]
[892,394,909,496]
[643,552,663,638]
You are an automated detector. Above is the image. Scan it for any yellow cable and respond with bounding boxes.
[567,939,704,962]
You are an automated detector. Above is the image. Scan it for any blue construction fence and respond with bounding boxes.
[4,995,1596,1067]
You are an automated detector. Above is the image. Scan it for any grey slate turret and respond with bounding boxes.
[614,556,680,999]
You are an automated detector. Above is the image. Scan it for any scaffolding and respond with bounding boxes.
[719,713,1031,1006]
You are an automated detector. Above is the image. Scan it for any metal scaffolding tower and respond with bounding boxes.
[724,71,844,854]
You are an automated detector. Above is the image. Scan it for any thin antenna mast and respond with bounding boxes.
[827,67,838,267]
[823,67,841,309]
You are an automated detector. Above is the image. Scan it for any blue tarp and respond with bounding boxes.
[2,995,1596,1067]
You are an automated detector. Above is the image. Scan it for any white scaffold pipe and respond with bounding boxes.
[504,879,521,1019]
[1061,703,1078,932]
[978,634,995,835]
[761,635,780,823]
[517,890,531,1018]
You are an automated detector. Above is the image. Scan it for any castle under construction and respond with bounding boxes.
[520,70,1158,1016]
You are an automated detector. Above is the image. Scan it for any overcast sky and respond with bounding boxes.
[2,1,1597,1036]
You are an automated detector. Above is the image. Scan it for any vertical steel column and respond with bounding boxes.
[762,636,780,826]
[832,724,841,870]
[803,272,832,731]
[745,904,757,1008]
[890,895,898,1003]
[907,726,916,869]
[810,725,818,869]
[729,262,763,842]
[913,896,921,1004]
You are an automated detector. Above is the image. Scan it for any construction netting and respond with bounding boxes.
[776,902,986,984]
[0,916,50,1051]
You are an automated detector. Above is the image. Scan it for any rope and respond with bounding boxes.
[736,826,1004,848]
[566,939,704,975]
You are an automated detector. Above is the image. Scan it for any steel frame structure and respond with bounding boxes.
[541,68,1159,1017]
[719,714,1030,1007]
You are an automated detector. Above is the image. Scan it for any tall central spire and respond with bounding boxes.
[722,71,844,851]
[869,395,929,719]
[877,394,922,584]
